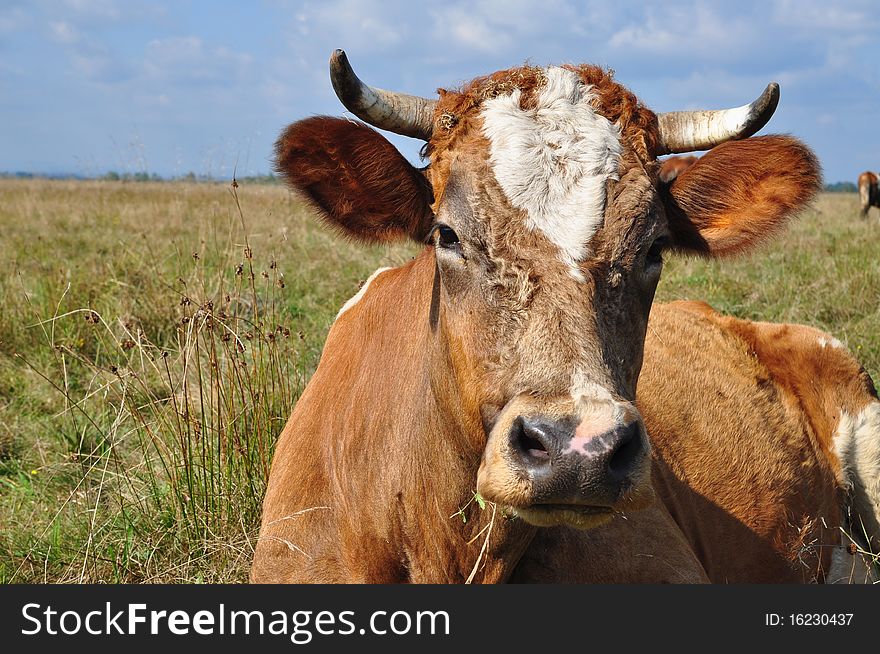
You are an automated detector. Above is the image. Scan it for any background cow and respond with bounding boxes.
[659,154,698,183]
[858,171,880,218]
[251,51,823,583]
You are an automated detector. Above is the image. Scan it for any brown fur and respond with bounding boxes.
[640,301,877,582]
[511,502,709,583]
[274,116,434,243]
[665,136,822,256]
[251,251,536,583]
[858,170,879,218]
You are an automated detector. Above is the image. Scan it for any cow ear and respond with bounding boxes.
[274,116,434,244]
[663,135,821,256]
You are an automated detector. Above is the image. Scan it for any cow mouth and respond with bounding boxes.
[532,503,612,514]
[513,503,615,530]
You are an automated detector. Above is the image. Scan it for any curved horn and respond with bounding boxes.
[655,82,780,155]
[329,49,437,141]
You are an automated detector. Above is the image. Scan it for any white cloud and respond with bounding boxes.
[282,0,405,54]
[145,35,202,65]
[57,0,166,24]
[72,49,113,79]
[432,7,512,53]
[45,16,131,83]
[49,20,79,44]
[0,5,29,34]
[427,0,594,57]
[355,16,401,48]
[144,36,254,84]
[61,0,122,20]
[608,5,753,61]
[771,0,880,33]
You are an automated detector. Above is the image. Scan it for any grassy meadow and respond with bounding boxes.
[0,179,878,583]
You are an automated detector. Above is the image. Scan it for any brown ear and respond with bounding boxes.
[274,116,434,243]
[663,135,821,256]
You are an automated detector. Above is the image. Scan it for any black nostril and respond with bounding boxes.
[607,422,643,478]
[511,417,551,461]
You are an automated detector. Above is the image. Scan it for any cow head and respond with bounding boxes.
[275,51,820,530]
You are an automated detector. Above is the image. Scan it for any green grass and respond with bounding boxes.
[0,179,415,583]
[0,179,877,583]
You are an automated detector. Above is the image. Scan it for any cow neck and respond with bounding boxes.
[335,248,536,581]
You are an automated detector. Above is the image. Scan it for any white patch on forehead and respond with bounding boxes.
[335,267,391,321]
[480,66,623,276]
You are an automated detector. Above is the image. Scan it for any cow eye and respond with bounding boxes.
[646,236,668,268]
[436,224,460,249]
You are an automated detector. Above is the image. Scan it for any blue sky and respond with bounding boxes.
[1,0,878,182]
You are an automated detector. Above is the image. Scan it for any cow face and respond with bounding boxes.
[275,57,820,530]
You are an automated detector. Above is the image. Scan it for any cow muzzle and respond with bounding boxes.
[477,397,654,529]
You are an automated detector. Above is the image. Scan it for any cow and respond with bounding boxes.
[251,50,828,583]
[513,301,880,583]
[858,170,880,218]
[659,154,698,183]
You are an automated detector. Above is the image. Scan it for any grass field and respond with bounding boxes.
[1,179,878,583]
